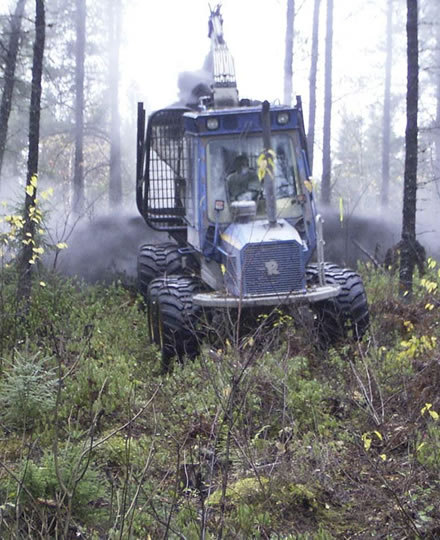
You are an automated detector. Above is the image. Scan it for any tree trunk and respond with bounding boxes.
[283,0,294,107]
[307,0,321,173]
[17,0,45,308]
[321,0,333,204]
[73,0,86,214]
[108,0,122,208]
[0,0,27,182]
[435,11,440,198]
[399,0,418,299]
[381,0,393,209]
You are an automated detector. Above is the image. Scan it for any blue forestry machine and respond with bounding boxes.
[136,6,369,370]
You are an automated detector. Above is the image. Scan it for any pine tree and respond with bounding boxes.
[0,0,27,181]
[307,0,320,173]
[73,0,86,214]
[321,0,333,204]
[108,0,122,208]
[381,0,393,209]
[399,0,419,299]
[18,0,45,308]
[283,0,295,107]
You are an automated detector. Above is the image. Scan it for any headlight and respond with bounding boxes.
[277,112,290,125]
[206,117,219,130]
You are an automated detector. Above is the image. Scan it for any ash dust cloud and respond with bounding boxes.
[52,213,165,283]
[1,55,438,285]
[172,53,213,109]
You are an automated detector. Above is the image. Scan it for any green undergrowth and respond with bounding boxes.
[0,259,439,538]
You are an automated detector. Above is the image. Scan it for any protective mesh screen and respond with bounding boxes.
[144,109,188,231]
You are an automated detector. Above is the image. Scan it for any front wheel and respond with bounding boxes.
[146,278,165,347]
[307,263,369,347]
[148,276,203,372]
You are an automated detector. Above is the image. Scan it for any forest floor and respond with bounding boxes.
[0,259,440,538]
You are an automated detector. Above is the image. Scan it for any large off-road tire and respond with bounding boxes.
[149,276,202,372]
[146,278,166,346]
[137,243,182,298]
[307,263,369,347]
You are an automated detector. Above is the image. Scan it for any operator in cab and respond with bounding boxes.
[227,154,261,202]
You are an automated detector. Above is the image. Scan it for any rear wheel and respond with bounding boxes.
[149,276,203,372]
[137,243,182,298]
[307,263,369,347]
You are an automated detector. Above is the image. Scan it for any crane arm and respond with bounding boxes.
[208,5,239,107]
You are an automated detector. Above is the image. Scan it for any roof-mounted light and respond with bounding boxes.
[276,112,290,125]
[206,117,219,130]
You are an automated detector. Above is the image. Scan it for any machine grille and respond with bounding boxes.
[241,241,304,295]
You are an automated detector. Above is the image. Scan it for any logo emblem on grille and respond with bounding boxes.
[265,260,280,276]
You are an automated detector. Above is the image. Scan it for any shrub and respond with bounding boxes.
[0,349,57,431]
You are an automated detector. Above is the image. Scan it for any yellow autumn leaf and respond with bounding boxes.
[257,150,275,180]
[379,454,387,461]
[244,336,255,348]
[257,153,265,166]
[25,185,34,197]
[429,410,439,421]
[56,242,68,250]
[30,174,38,187]
[40,187,54,200]
[421,403,432,416]
[427,257,436,269]
[257,155,267,181]
[223,385,231,398]
[361,433,372,451]
[403,320,414,332]
[39,281,46,287]
[304,180,313,192]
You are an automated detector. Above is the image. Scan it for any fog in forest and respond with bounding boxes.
[0,0,439,280]
[3,4,440,539]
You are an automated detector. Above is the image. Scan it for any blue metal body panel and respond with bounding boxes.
[184,106,299,137]
[198,142,207,249]
[182,102,317,297]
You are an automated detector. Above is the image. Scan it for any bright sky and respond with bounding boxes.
[0,0,407,130]
[121,0,407,118]
[0,0,408,172]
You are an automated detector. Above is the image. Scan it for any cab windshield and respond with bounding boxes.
[206,133,303,223]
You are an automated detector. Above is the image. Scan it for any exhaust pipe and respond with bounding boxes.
[261,101,277,227]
